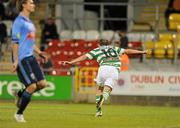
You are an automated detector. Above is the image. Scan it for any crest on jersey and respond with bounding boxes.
[16,33,20,39]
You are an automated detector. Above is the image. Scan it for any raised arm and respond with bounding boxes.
[124,49,149,54]
[64,54,88,65]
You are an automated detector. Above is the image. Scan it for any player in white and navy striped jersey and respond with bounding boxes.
[63,39,150,117]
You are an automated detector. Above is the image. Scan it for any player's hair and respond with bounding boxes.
[99,39,111,46]
[16,0,28,12]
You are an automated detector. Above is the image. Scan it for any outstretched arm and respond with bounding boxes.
[64,55,88,65]
[124,49,150,54]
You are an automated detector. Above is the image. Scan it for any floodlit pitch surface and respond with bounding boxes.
[1,101,180,128]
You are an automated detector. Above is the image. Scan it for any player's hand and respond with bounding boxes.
[61,61,72,66]
[142,50,150,54]
[145,49,152,54]
[12,61,18,72]
[39,52,48,63]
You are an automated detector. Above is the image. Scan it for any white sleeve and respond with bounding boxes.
[85,53,93,60]
[120,48,125,54]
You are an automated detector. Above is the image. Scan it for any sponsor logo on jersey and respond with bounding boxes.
[27,32,35,40]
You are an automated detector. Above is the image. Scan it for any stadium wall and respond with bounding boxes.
[0,75,73,101]
[72,69,180,106]
[1,73,180,106]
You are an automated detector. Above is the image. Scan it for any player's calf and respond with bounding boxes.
[95,95,104,117]
[13,89,25,108]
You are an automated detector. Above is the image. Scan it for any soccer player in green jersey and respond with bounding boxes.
[63,39,150,117]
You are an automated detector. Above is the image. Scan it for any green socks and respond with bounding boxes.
[96,95,100,104]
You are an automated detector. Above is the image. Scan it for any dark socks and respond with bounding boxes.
[17,91,32,114]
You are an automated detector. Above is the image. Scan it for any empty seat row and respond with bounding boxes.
[144,41,175,59]
[60,30,179,43]
[60,30,115,41]
[46,40,98,54]
[127,32,155,42]
[64,30,154,41]
[159,33,180,41]
[169,13,180,31]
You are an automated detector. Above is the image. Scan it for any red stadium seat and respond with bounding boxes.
[79,61,91,66]
[128,41,143,59]
[89,60,99,67]
[85,40,99,50]
[62,40,73,49]
[128,41,142,49]
[79,60,98,67]
[72,40,86,50]
[45,40,61,56]
[48,40,59,48]
[50,70,71,76]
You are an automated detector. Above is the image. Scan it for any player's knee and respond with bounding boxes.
[26,84,37,94]
[104,85,112,92]
[37,80,47,89]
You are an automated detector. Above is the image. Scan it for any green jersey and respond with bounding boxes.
[86,45,125,67]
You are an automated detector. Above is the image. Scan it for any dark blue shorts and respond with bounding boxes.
[17,56,45,87]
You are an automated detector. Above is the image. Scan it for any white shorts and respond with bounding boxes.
[94,65,119,89]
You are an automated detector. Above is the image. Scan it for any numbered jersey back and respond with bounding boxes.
[86,45,125,67]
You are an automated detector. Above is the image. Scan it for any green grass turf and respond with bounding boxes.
[1,101,180,128]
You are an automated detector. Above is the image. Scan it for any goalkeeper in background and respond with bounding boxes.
[63,39,150,117]
[11,0,48,122]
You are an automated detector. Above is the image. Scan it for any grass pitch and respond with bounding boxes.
[1,101,180,128]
